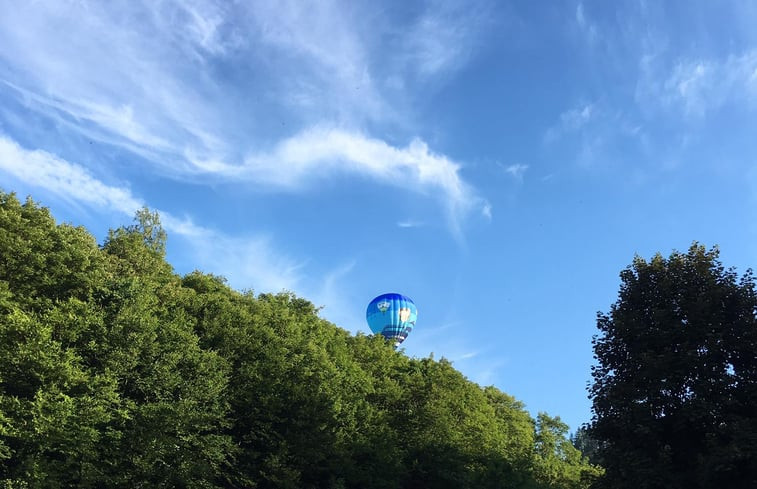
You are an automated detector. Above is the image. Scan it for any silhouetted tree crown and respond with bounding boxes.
[589,244,757,489]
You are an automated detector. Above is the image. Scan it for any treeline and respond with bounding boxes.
[0,191,601,488]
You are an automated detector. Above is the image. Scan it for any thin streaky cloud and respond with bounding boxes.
[0,1,490,233]
[544,103,595,143]
[0,4,231,167]
[247,0,386,122]
[404,0,492,77]
[184,232,303,294]
[561,104,595,130]
[636,50,757,117]
[307,259,362,331]
[468,358,509,387]
[405,327,500,386]
[0,134,142,215]
[575,2,598,44]
[504,163,528,181]
[410,321,459,340]
[397,219,424,228]
[455,351,479,361]
[0,134,302,293]
[664,60,716,116]
[1,81,180,169]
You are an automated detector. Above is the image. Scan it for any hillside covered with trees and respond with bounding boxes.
[0,190,601,488]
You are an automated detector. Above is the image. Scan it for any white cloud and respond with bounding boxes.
[403,320,504,385]
[182,231,303,293]
[241,127,486,227]
[0,135,142,214]
[172,1,239,56]
[481,203,492,220]
[454,351,479,361]
[397,219,424,228]
[246,0,494,118]
[404,0,490,77]
[503,163,528,181]
[637,50,757,117]
[0,1,488,233]
[467,357,509,386]
[542,100,648,168]
[306,259,361,330]
[544,103,595,142]
[0,2,230,166]
[663,61,716,116]
[575,2,598,44]
[247,0,386,122]
[561,104,595,130]
[0,134,302,293]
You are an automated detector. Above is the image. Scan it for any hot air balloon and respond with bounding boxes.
[366,293,417,346]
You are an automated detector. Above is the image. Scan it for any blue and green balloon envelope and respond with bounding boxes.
[366,293,417,345]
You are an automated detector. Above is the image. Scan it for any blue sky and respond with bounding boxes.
[2,0,757,431]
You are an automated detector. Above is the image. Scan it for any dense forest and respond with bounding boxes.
[0,190,601,488]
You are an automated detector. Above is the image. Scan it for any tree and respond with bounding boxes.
[1,190,602,488]
[533,414,602,489]
[569,426,602,467]
[102,206,171,278]
[588,244,757,489]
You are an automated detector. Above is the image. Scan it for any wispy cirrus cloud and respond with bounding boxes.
[182,230,304,293]
[637,50,757,117]
[0,135,142,215]
[578,1,757,121]
[543,99,648,169]
[403,0,493,78]
[404,320,503,385]
[453,351,480,361]
[246,0,386,123]
[306,259,362,330]
[547,2,757,175]
[0,1,232,170]
[0,0,490,232]
[0,134,301,292]
[503,163,528,181]
[575,2,598,44]
[544,103,596,143]
[397,219,424,228]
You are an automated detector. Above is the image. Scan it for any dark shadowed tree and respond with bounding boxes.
[589,244,757,489]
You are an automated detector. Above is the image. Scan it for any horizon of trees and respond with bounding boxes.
[6,189,754,488]
[0,190,601,488]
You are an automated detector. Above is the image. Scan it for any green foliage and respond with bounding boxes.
[0,190,598,488]
[589,244,757,489]
[569,426,602,467]
[532,414,602,489]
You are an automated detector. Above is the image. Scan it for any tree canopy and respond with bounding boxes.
[0,190,601,488]
[588,244,757,489]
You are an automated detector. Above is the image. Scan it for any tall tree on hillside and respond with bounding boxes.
[589,244,757,489]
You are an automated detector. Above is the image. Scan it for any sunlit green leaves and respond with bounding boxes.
[0,190,598,488]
